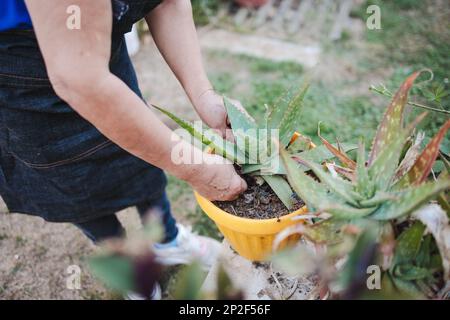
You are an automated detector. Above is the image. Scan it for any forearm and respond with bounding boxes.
[57,72,203,181]
[146,0,212,106]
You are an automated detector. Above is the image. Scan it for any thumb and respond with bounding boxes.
[231,174,247,193]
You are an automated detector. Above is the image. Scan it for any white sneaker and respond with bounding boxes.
[125,283,162,300]
[153,224,221,270]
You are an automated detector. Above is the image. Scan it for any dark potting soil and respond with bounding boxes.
[213,174,304,220]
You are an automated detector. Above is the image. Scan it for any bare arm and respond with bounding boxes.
[146,0,235,140]
[25,0,246,200]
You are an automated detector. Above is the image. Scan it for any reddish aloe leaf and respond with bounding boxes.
[398,119,450,187]
[328,163,356,182]
[318,124,356,170]
[394,133,425,182]
[368,71,421,165]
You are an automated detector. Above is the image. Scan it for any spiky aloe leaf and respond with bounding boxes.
[368,71,421,164]
[321,204,376,220]
[369,112,427,191]
[223,97,257,131]
[278,84,309,146]
[234,129,260,164]
[394,265,434,281]
[397,119,450,188]
[280,145,337,211]
[262,175,294,210]
[296,158,361,206]
[318,123,356,170]
[358,191,398,208]
[152,104,246,164]
[371,178,450,220]
[415,234,433,268]
[266,85,305,129]
[392,221,425,266]
[390,276,424,298]
[355,141,373,198]
[241,163,262,174]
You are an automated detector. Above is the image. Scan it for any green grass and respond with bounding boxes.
[192,0,221,26]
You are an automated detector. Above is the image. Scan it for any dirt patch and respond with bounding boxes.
[214,174,304,219]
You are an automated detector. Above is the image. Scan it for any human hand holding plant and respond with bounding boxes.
[192,89,242,141]
[187,153,248,201]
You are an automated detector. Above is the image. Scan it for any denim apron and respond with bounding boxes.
[0,0,166,223]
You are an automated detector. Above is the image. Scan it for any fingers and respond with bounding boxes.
[221,174,247,201]
[224,128,235,143]
[194,163,247,202]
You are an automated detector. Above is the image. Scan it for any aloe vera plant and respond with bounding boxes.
[153,85,356,210]
[281,71,450,221]
[278,71,450,298]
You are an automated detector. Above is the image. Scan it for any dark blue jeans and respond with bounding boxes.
[75,192,178,243]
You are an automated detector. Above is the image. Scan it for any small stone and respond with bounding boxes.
[260,195,271,205]
[243,193,254,204]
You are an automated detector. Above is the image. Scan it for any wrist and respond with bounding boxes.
[185,78,214,107]
[169,140,206,183]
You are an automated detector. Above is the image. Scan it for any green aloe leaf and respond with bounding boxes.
[152,104,246,164]
[234,129,260,164]
[267,85,306,129]
[358,191,398,208]
[277,84,309,146]
[280,145,336,211]
[322,204,376,220]
[415,234,433,268]
[390,276,425,298]
[296,158,361,206]
[392,221,426,266]
[368,71,422,164]
[262,175,294,210]
[355,141,374,198]
[241,163,263,174]
[371,178,450,220]
[223,97,257,131]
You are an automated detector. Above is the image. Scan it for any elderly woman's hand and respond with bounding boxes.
[193,89,243,142]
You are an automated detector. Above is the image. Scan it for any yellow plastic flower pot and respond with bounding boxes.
[194,192,308,261]
[194,132,313,261]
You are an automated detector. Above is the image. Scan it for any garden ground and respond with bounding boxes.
[0,0,448,299]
